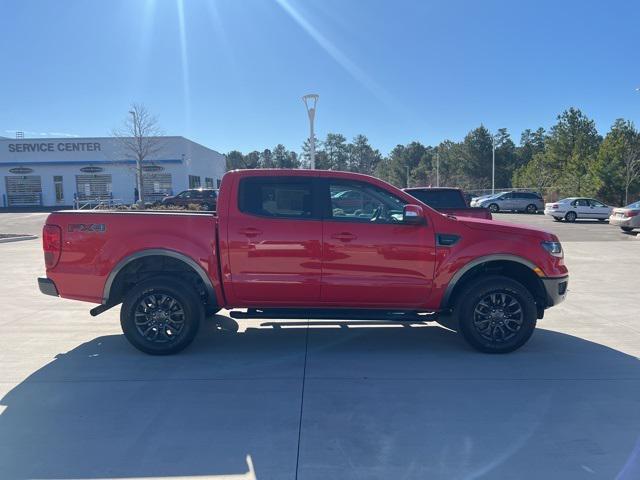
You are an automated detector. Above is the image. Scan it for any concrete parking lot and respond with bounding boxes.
[0,211,639,479]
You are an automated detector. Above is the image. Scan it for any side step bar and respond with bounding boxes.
[229,308,437,322]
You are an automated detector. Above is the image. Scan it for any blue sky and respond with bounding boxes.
[1,0,639,154]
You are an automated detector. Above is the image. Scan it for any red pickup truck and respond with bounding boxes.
[39,169,568,355]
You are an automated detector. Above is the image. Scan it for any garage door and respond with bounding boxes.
[5,175,42,206]
[75,174,112,201]
[142,173,172,202]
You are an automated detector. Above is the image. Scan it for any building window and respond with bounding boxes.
[188,175,201,188]
[54,176,64,203]
[205,177,214,188]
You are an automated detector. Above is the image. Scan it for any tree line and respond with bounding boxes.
[226,107,640,205]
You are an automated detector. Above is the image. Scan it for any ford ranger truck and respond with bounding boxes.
[38,169,568,355]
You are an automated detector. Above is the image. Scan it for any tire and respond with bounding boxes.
[488,203,499,213]
[622,227,634,232]
[454,275,537,353]
[120,276,203,355]
[526,204,537,214]
[598,218,606,222]
[565,211,577,223]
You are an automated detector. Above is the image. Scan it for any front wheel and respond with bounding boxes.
[488,203,499,213]
[120,276,203,355]
[454,276,537,353]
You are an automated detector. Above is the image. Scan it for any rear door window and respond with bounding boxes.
[238,177,317,219]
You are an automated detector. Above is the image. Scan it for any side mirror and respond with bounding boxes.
[403,204,425,225]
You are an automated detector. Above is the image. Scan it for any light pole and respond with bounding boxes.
[130,110,144,204]
[436,150,440,187]
[302,94,319,169]
[491,133,496,195]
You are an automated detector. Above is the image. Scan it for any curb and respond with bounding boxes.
[0,235,38,244]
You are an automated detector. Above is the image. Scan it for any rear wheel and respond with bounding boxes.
[622,226,634,232]
[565,211,577,222]
[120,276,203,355]
[454,276,537,353]
[526,204,537,214]
[488,203,499,213]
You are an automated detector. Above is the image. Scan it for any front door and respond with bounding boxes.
[226,176,322,305]
[321,179,436,308]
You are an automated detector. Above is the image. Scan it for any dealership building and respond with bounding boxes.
[0,136,226,208]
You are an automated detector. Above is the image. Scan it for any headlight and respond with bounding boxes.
[541,241,563,257]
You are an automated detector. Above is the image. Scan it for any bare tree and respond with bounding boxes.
[113,104,164,204]
[622,135,640,205]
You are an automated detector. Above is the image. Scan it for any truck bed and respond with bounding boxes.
[42,210,219,304]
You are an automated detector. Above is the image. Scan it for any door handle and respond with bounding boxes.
[331,232,357,242]
[239,227,262,238]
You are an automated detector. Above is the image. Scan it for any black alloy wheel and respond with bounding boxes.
[455,275,537,353]
[526,204,537,214]
[472,292,524,344]
[134,293,186,344]
[489,203,499,213]
[121,277,203,355]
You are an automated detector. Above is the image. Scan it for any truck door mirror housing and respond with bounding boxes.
[403,204,425,225]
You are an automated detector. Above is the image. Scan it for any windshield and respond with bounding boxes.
[625,201,640,209]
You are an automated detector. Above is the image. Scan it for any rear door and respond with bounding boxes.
[321,178,436,308]
[226,176,322,304]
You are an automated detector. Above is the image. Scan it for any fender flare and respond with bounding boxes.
[102,248,216,304]
[439,254,537,309]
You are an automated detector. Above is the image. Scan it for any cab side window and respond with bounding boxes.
[328,180,406,223]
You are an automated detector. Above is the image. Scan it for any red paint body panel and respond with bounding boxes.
[321,220,435,307]
[42,169,568,312]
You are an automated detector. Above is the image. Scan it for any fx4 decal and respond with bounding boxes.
[68,224,106,233]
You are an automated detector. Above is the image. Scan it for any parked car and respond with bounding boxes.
[404,187,492,219]
[38,169,568,355]
[543,197,612,222]
[161,188,218,210]
[471,191,544,214]
[608,200,640,232]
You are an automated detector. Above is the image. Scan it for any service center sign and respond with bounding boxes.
[8,142,102,153]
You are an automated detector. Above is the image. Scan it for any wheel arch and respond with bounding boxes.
[102,249,216,307]
[440,254,547,316]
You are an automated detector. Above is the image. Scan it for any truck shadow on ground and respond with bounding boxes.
[1,317,640,479]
